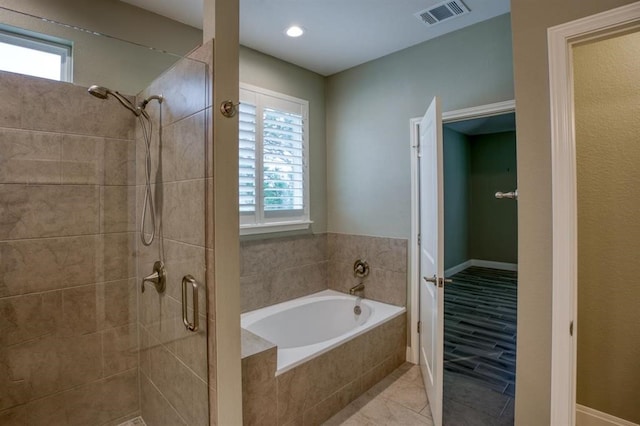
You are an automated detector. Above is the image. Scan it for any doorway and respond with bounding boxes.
[441,113,517,425]
[407,102,517,424]
[548,3,640,425]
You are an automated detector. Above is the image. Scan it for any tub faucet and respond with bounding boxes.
[349,282,365,296]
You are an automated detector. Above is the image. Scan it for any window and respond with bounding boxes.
[239,84,311,234]
[0,28,72,82]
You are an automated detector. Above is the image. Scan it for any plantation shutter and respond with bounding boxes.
[238,102,257,214]
[239,84,310,233]
[262,107,304,214]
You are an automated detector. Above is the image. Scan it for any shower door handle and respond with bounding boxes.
[182,275,199,332]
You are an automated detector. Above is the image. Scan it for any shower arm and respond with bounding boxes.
[109,90,142,117]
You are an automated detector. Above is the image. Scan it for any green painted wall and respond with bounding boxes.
[326,14,514,239]
[469,131,518,263]
[443,128,470,270]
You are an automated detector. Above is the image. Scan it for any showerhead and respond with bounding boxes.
[88,85,109,100]
[87,84,141,117]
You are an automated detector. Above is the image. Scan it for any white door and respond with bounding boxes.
[418,96,445,426]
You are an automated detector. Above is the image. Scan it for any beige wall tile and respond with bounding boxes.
[363,314,406,370]
[20,76,135,139]
[240,234,327,277]
[103,138,136,186]
[61,134,102,185]
[242,347,277,426]
[175,312,208,381]
[327,233,407,307]
[61,284,99,335]
[147,342,209,425]
[277,335,364,424]
[140,374,187,426]
[163,111,206,182]
[100,278,137,330]
[0,184,99,240]
[0,128,61,184]
[0,71,23,128]
[0,236,99,297]
[139,291,180,353]
[162,179,205,246]
[63,368,138,426]
[0,388,68,426]
[1,333,102,410]
[0,291,62,347]
[302,379,361,426]
[101,186,136,233]
[103,324,138,377]
[98,233,136,282]
[140,57,208,126]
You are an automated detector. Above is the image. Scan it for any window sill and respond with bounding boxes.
[240,220,313,236]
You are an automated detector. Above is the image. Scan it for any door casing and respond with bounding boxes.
[408,99,516,366]
[547,4,640,425]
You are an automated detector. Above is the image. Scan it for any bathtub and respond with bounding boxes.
[241,289,406,375]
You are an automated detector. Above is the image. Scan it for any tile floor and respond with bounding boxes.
[324,363,434,425]
[325,363,514,425]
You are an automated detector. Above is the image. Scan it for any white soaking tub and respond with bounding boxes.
[241,289,405,375]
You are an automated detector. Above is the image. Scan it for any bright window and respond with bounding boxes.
[239,84,311,235]
[0,28,72,82]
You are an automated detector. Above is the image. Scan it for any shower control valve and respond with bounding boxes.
[142,261,166,294]
[353,259,370,278]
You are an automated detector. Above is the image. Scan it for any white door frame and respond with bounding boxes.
[547,3,640,425]
[408,99,515,364]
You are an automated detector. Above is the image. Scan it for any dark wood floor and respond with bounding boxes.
[444,266,517,397]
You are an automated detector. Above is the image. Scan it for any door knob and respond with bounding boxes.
[423,275,438,285]
[423,275,452,288]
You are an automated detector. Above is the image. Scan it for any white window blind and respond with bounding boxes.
[239,84,310,234]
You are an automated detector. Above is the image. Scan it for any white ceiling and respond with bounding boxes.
[121,0,510,76]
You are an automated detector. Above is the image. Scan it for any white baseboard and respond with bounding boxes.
[444,260,473,277]
[471,259,518,271]
[444,259,517,277]
[576,405,639,426]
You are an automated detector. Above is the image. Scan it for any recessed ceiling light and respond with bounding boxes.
[286,25,304,38]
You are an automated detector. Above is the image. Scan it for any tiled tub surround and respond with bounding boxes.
[242,313,407,425]
[0,71,139,424]
[136,48,212,426]
[239,232,408,313]
[327,233,408,307]
[240,234,328,312]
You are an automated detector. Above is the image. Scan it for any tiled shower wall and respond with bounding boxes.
[0,71,139,425]
[136,45,212,426]
[239,232,407,312]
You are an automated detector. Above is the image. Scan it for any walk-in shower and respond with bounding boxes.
[88,85,163,247]
[0,5,211,425]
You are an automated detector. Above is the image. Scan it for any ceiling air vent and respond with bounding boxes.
[414,0,470,27]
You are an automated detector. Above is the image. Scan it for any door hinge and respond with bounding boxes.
[417,233,421,246]
[417,321,421,334]
[569,321,574,336]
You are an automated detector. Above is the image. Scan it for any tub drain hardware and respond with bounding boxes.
[354,305,362,315]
